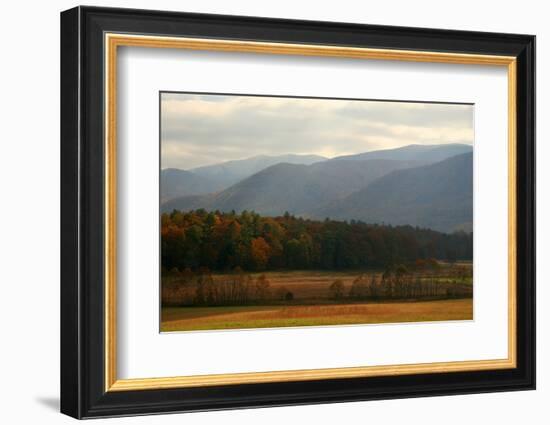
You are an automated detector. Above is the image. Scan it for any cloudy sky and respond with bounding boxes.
[161,92,474,170]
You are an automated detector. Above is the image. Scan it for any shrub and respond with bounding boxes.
[329,280,345,299]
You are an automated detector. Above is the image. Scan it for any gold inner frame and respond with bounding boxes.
[104,33,517,392]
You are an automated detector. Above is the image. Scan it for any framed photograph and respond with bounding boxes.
[60,6,535,419]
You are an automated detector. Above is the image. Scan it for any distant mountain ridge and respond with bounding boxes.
[161,144,474,232]
[161,154,326,200]
[161,168,224,202]
[319,152,473,232]
[162,158,427,216]
[334,143,472,162]
[191,153,326,186]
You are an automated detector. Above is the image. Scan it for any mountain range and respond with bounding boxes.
[161,168,223,202]
[332,143,472,162]
[318,152,473,232]
[161,143,473,233]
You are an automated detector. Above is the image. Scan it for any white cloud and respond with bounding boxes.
[161,93,473,169]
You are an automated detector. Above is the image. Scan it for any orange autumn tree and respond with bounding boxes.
[250,237,271,270]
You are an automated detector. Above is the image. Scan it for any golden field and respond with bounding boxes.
[161,298,473,332]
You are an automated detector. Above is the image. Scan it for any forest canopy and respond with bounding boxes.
[161,209,473,273]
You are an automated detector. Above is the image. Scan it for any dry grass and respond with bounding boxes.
[161,298,473,332]
[163,268,473,306]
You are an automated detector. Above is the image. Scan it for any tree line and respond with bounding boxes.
[162,264,472,307]
[161,209,473,272]
[332,265,471,301]
[162,269,293,306]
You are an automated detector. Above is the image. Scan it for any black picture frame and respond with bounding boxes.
[60,5,535,419]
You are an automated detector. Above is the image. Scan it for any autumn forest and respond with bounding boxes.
[161,209,472,273]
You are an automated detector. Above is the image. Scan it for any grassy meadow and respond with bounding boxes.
[161,267,473,332]
[161,299,473,332]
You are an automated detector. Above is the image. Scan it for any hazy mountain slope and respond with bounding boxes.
[334,143,472,163]
[320,152,473,232]
[161,146,474,233]
[161,158,425,214]
[161,154,326,200]
[190,154,327,187]
[161,145,471,202]
[160,168,224,202]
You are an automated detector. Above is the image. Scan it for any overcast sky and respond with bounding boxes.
[161,92,474,170]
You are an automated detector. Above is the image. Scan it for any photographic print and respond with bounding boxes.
[61,9,535,417]
[160,92,474,332]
